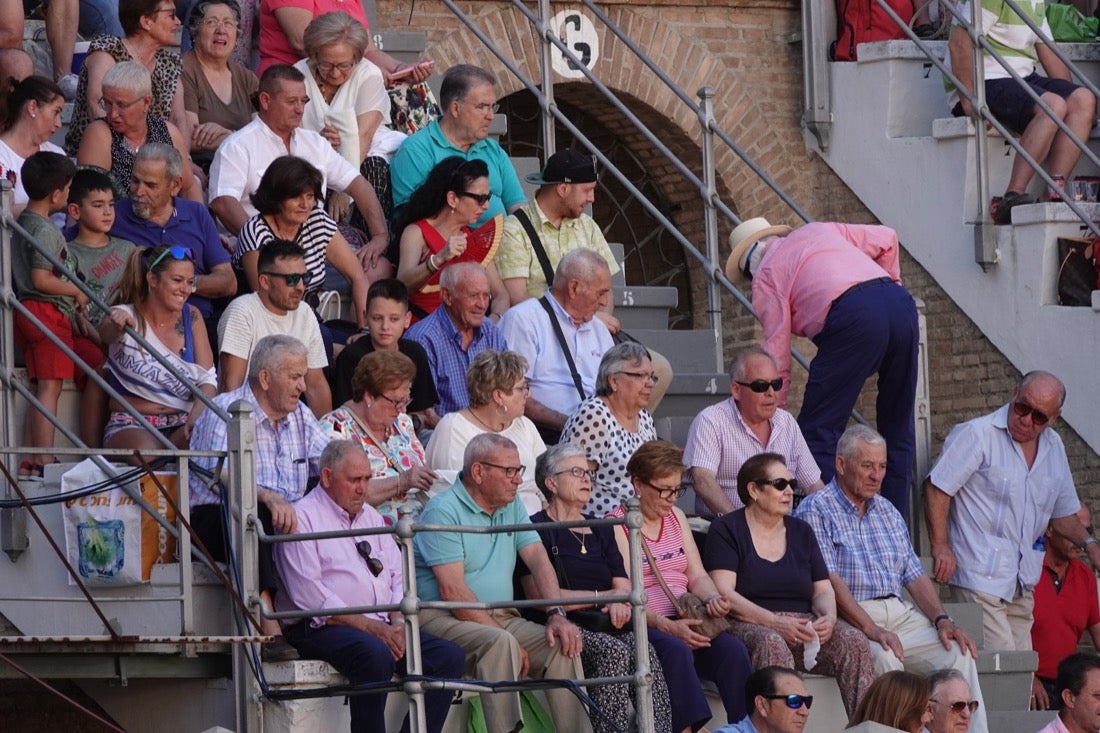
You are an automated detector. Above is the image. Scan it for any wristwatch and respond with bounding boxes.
[1082,537,1098,550]
[547,606,568,619]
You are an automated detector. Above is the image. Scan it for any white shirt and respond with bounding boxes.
[296,58,395,165]
[217,293,328,371]
[208,117,360,220]
[0,138,65,208]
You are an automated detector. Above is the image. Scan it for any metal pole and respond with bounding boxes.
[0,181,25,560]
[537,0,556,156]
[624,498,655,733]
[397,502,428,733]
[699,87,723,373]
[967,0,997,268]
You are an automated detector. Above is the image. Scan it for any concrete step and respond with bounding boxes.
[654,415,695,447]
[614,285,677,330]
[651,374,726,419]
[626,329,719,374]
[987,710,1057,733]
[976,650,1038,712]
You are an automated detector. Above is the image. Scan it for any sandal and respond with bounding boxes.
[17,461,44,479]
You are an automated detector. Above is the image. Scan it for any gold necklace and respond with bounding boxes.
[466,406,503,432]
[547,506,587,554]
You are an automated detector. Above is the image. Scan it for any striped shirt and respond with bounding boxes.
[609,506,688,618]
[792,479,924,601]
[683,397,820,516]
[234,208,337,298]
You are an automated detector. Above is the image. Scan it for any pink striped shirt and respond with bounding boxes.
[752,222,901,406]
[609,506,688,618]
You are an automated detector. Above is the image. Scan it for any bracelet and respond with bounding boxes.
[426,254,439,274]
[932,613,952,628]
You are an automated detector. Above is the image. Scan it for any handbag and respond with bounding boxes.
[1047,3,1100,43]
[641,533,731,640]
[1056,236,1097,306]
[545,533,629,636]
[466,690,553,733]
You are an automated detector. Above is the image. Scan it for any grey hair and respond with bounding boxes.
[836,424,886,462]
[534,443,587,500]
[247,334,308,382]
[135,142,183,180]
[928,668,967,694]
[551,248,610,295]
[461,432,517,474]
[303,11,370,59]
[1019,370,1066,407]
[728,346,778,382]
[595,341,652,397]
[439,64,496,108]
[320,439,363,473]
[440,261,487,292]
[102,61,152,98]
[187,0,241,37]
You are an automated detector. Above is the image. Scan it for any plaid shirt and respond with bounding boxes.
[792,479,924,601]
[189,382,328,507]
[405,306,507,416]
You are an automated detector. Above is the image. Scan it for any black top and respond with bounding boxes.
[331,336,438,410]
[703,509,828,613]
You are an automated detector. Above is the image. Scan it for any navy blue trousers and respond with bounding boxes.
[797,279,918,517]
[284,622,465,733]
[648,628,750,731]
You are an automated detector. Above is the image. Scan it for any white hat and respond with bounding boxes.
[724,217,792,284]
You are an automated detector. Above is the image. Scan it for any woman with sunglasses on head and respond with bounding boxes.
[609,440,752,733]
[395,156,509,322]
[705,452,875,717]
[235,155,376,329]
[515,443,674,733]
[847,670,933,733]
[562,342,659,517]
[319,350,436,519]
[99,245,216,461]
[424,349,546,513]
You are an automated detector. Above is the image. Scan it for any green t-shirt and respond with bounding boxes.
[67,236,136,324]
[11,210,80,316]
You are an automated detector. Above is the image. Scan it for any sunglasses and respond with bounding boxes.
[931,699,979,714]
[1011,400,1052,426]
[261,271,312,287]
[553,467,597,480]
[479,461,526,478]
[756,477,799,492]
[148,245,194,270]
[735,378,784,394]
[455,191,491,205]
[355,541,383,577]
[762,694,813,710]
[644,480,687,501]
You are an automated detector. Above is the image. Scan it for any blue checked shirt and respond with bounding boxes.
[405,307,507,416]
[189,382,328,507]
[792,479,924,601]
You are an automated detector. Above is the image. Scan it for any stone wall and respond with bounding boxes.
[375,0,1099,500]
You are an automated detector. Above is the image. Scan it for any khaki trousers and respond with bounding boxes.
[948,585,1035,652]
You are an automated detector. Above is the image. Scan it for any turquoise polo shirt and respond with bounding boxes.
[414,475,540,603]
[390,120,526,228]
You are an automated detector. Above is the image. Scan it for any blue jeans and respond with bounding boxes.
[283,622,464,733]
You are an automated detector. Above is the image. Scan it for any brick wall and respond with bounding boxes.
[376,0,1100,502]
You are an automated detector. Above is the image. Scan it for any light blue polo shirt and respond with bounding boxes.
[390,120,525,227]
[414,475,540,603]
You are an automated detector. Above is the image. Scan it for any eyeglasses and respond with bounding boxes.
[755,477,799,492]
[762,694,813,710]
[553,467,597,480]
[456,191,491,205]
[643,480,687,501]
[355,541,383,578]
[260,271,311,287]
[735,378,784,394]
[378,393,411,410]
[930,699,979,714]
[478,461,526,478]
[97,96,146,113]
[1012,400,1052,426]
[315,60,355,74]
[148,245,194,270]
[462,100,500,114]
[618,371,660,385]
[506,381,530,395]
[201,17,239,30]
[150,7,177,18]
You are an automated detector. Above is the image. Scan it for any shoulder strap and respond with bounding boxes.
[538,295,586,401]
[640,530,685,615]
[514,208,556,287]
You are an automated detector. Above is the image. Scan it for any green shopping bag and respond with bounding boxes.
[466,690,554,733]
[1047,3,1099,42]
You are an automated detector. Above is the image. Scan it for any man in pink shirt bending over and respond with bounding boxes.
[724,218,918,518]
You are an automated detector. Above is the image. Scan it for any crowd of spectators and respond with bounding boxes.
[5,1,1100,730]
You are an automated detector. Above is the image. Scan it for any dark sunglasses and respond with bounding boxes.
[931,699,979,714]
[355,540,383,577]
[756,477,799,492]
[735,378,783,394]
[763,693,813,709]
[261,271,312,287]
[455,191,491,205]
[148,245,194,270]
[1011,400,1051,426]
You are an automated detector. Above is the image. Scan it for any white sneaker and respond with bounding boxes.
[57,73,79,100]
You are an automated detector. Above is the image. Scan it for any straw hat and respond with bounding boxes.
[724,217,792,284]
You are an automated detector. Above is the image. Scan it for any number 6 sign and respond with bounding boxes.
[549,10,600,79]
